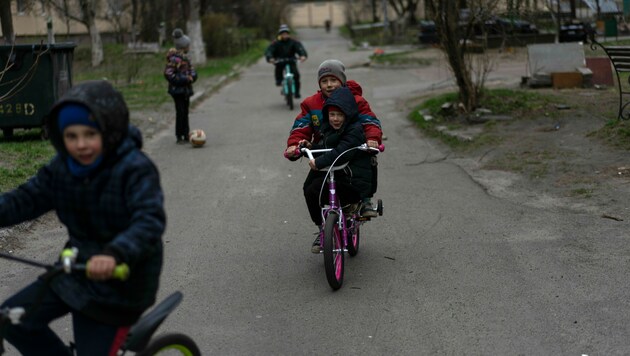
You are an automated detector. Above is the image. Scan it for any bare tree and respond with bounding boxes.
[0,0,14,43]
[426,0,500,113]
[48,0,104,67]
[103,0,131,43]
[388,0,421,25]
[186,0,206,65]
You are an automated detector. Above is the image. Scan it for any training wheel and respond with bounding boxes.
[377,199,383,216]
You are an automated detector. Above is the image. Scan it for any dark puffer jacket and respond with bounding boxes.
[0,80,166,326]
[164,50,197,96]
[307,87,372,198]
[264,37,307,62]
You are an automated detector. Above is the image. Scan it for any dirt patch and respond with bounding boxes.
[415,87,630,221]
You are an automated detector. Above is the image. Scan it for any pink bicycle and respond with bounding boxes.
[295,143,383,290]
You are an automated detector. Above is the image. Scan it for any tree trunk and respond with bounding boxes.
[79,0,103,67]
[89,21,103,67]
[429,0,477,112]
[0,0,14,43]
[187,0,206,65]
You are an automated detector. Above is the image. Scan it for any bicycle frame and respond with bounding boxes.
[272,58,297,110]
[311,154,348,250]
[282,62,295,97]
[300,144,381,249]
[297,143,383,289]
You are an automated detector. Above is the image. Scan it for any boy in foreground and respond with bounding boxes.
[0,80,165,355]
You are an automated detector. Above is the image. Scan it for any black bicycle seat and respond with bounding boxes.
[122,291,183,352]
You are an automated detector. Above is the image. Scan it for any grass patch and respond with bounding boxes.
[409,88,555,149]
[0,130,55,193]
[74,40,268,111]
[588,119,630,150]
[0,39,269,192]
[483,150,551,179]
[370,50,432,66]
[567,188,594,198]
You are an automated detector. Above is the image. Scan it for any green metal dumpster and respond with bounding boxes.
[0,43,75,137]
[605,18,618,37]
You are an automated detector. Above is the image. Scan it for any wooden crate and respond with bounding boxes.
[551,72,583,89]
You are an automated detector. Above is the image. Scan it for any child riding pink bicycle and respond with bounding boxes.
[286,86,383,289]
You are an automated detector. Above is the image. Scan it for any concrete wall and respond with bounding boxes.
[287,0,427,28]
[288,1,346,28]
[6,0,128,38]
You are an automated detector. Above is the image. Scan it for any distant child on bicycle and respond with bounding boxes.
[297,86,373,253]
[284,59,382,218]
[0,80,166,355]
[165,28,198,144]
[265,24,307,98]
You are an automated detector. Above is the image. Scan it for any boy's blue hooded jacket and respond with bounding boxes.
[0,80,165,326]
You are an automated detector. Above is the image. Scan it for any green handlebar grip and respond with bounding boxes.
[84,262,130,281]
[60,248,75,259]
[113,264,130,281]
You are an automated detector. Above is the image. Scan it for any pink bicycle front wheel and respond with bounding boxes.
[323,212,344,290]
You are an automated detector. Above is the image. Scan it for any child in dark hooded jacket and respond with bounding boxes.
[299,86,372,253]
[0,80,165,355]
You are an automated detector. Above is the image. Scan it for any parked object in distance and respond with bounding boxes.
[559,21,594,43]
[418,20,439,44]
[493,17,539,34]
[418,16,539,45]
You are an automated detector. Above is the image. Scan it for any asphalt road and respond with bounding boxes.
[1,28,630,355]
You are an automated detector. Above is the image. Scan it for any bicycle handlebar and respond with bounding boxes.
[284,143,384,160]
[60,248,129,281]
[271,58,297,64]
[0,248,129,281]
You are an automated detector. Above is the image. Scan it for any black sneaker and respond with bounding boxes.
[311,235,322,254]
[295,93,301,99]
[360,201,378,218]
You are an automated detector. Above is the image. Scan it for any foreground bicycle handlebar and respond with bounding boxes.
[0,248,129,283]
[0,249,201,355]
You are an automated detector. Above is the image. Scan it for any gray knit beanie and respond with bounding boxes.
[317,59,346,85]
[173,28,191,50]
[277,24,291,35]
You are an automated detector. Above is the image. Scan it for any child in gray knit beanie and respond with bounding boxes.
[317,59,346,85]
[172,28,191,51]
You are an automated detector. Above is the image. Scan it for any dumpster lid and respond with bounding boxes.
[0,42,77,50]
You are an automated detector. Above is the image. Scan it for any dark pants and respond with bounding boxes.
[304,175,360,226]
[172,94,190,139]
[1,279,129,356]
[274,62,301,96]
[370,157,378,197]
